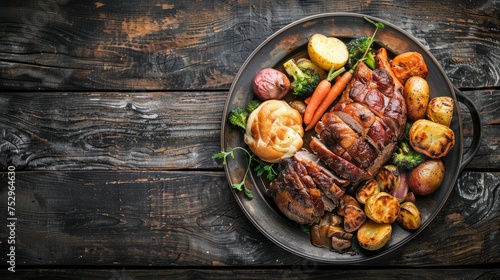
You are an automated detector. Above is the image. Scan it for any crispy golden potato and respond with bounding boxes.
[376,165,401,194]
[356,179,380,205]
[404,76,430,121]
[426,96,454,127]
[364,192,401,224]
[307,34,348,71]
[357,219,392,251]
[409,119,455,159]
[397,201,422,230]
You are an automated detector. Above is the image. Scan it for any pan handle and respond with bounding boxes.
[454,86,482,172]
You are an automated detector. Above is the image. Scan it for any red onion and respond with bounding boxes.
[252,68,290,100]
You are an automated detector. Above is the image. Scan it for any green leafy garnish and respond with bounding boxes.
[212,147,277,199]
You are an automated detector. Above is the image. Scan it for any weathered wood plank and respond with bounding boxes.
[4,268,499,279]
[0,170,498,266]
[0,0,498,90]
[0,91,226,170]
[0,89,498,171]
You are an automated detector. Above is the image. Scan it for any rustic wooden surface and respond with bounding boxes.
[0,0,499,278]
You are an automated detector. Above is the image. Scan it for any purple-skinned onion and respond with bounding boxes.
[252,68,290,100]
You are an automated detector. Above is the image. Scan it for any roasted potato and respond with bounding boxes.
[397,201,422,230]
[426,96,454,127]
[409,119,455,158]
[408,159,445,196]
[357,219,392,251]
[404,76,430,121]
[391,52,428,85]
[364,192,401,224]
[356,179,380,205]
[376,165,401,194]
[308,34,349,71]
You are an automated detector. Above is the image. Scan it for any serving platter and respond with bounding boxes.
[221,13,481,263]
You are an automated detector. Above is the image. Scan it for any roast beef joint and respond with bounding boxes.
[265,54,407,252]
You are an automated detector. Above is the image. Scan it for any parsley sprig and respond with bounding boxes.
[212,146,277,199]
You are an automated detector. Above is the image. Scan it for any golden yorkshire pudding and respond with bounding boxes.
[244,100,304,163]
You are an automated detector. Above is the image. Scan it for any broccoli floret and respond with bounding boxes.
[346,17,384,70]
[283,59,321,98]
[391,141,427,171]
[228,108,248,130]
[347,36,373,69]
[246,100,261,113]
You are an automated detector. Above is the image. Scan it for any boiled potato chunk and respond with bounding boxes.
[409,119,455,158]
[404,76,430,121]
[397,201,422,230]
[357,219,392,251]
[308,34,348,71]
[364,192,401,224]
[426,96,454,127]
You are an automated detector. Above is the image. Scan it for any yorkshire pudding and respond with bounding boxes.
[244,100,304,163]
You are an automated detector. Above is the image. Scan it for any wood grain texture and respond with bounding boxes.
[0,91,225,170]
[4,268,500,279]
[0,170,498,267]
[0,89,498,171]
[0,0,498,90]
[0,0,499,274]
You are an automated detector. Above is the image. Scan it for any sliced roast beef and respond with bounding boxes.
[311,59,406,188]
[310,138,372,186]
[268,158,324,225]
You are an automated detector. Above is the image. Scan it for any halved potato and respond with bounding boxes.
[357,219,392,251]
[307,34,348,71]
[375,165,401,194]
[364,192,401,224]
[356,179,380,205]
[409,119,455,158]
[397,201,422,230]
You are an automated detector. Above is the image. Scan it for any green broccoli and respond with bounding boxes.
[391,140,427,171]
[228,108,248,130]
[246,100,261,113]
[228,100,262,130]
[283,58,321,98]
[346,17,384,70]
[347,36,376,70]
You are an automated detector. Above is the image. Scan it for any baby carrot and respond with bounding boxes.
[303,67,346,124]
[304,96,311,104]
[305,70,353,131]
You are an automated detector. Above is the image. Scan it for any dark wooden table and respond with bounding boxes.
[1,0,499,279]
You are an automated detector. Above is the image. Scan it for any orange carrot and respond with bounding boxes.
[303,67,346,125]
[303,79,330,124]
[304,96,311,105]
[305,71,353,131]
